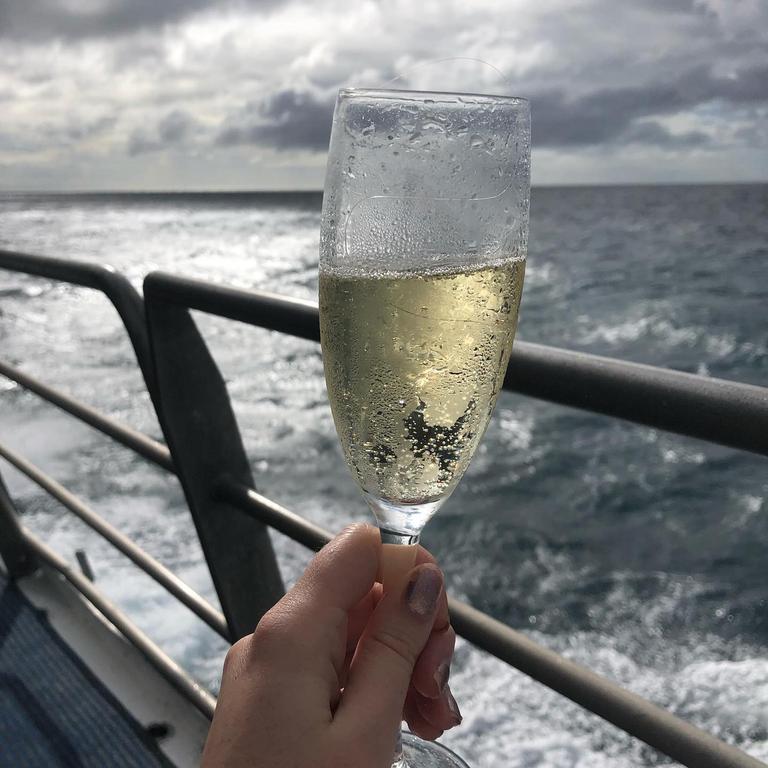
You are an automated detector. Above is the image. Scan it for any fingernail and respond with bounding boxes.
[444,685,462,725]
[404,566,442,617]
[434,662,450,693]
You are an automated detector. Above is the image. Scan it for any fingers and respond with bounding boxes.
[346,583,383,656]
[340,583,382,690]
[345,545,439,657]
[411,624,455,699]
[405,626,461,737]
[412,546,454,712]
[337,545,460,733]
[408,685,462,734]
[404,689,444,741]
[250,524,381,712]
[340,544,451,690]
[296,523,381,618]
[256,523,380,653]
[415,546,450,633]
[334,563,444,754]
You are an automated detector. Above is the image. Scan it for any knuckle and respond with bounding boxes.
[330,522,379,557]
[340,521,372,536]
[222,636,251,679]
[369,627,419,672]
[252,607,292,648]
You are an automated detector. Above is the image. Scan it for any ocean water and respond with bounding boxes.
[0,185,766,767]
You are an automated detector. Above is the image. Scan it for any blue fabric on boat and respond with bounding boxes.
[0,571,170,767]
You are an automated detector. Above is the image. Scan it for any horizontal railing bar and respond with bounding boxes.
[0,248,125,292]
[504,342,768,458]
[0,249,161,409]
[22,529,216,719]
[145,271,320,341]
[142,272,768,458]
[0,442,228,640]
[214,480,332,552]
[218,479,766,768]
[0,360,174,473]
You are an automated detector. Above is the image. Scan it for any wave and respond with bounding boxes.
[441,635,768,767]
[0,284,49,299]
[577,313,758,362]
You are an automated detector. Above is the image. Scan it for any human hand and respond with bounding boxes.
[201,523,461,767]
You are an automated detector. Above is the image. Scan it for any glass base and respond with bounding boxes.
[397,731,470,767]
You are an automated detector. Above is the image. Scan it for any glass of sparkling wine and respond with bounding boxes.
[319,87,530,767]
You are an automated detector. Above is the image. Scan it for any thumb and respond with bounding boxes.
[335,563,444,751]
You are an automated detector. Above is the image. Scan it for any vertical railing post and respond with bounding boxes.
[144,274,284,640]
[0,470,37,577]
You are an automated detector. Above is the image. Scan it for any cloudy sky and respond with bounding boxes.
[0,0,766,191]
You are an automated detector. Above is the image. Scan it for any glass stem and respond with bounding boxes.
[379,527,421,547]
[378,526,420,768]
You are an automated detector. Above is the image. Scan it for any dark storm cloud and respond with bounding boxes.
[158,110,196,142]
[211,63,768,153]
[127,130,155,156]
[65,115,117,142]
[0,0,276,40]
[0,114,116,151]
[128,109,199,155]
[642,0,698,12]
[734,122,768,147]
[532,62,768,148]
[216,90,335,151]
[0,0,209,39]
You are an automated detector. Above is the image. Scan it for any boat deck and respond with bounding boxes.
[0,569,172,767]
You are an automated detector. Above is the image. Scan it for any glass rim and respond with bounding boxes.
[338,86,529,105]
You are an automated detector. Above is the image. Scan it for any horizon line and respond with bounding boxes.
[1,180,766,195]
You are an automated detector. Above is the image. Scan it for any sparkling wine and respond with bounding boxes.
[319,259,525,527]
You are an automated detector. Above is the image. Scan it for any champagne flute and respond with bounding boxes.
[319,87,530,767]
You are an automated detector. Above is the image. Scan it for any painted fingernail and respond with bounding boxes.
[444,685,463,725]
[404,566,442,618]
[434,662,450,693]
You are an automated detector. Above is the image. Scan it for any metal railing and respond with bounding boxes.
[0,441,227,638]
[1,248,766,768]
[23,528,217,719]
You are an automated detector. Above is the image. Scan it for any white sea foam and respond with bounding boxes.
[439,637,768,767]
[578,312,744,361]
[741,494,764,514]
[496,408,535,451]
[581,316,697,347]
[660,446,706,465]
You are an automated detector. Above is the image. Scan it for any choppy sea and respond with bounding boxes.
[0,185,766,766]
